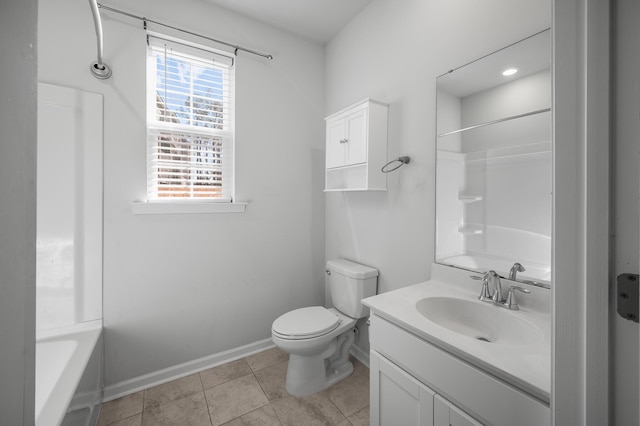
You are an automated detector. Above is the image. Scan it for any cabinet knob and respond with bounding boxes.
[339,138,349,144]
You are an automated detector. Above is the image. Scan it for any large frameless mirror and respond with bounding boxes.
[435,29,552,287]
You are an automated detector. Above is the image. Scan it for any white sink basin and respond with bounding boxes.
[415,297,544,346]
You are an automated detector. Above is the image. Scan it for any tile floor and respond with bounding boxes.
[97,347,370,426]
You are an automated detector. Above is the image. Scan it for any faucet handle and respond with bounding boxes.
[485,271,505,303]
[503,286,531,310]
[478,277,493,302]
[484,270,499,279]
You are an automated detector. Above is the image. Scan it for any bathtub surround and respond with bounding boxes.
[32,82,105,423]
[38,0,326,394]
[36,83,104,331]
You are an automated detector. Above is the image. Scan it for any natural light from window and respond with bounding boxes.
[146,36,235,201]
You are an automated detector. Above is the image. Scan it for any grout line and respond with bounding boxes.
[198,371,215,426]
[270,400,285,426]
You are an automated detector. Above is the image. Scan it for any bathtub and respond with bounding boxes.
[36,320,102,426]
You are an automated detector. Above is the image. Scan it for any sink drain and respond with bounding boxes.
[475,336,491,343]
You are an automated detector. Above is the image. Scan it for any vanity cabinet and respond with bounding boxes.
[370,351,435,425]
[371,350,478,426]
[369,314,550,426]
[434,395,482,426]
[324,98,388,191]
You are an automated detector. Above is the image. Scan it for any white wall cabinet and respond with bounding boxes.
[326,107,367,168]
[325,98,388,191]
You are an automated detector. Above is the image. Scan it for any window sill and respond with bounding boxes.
[131,201,247,215]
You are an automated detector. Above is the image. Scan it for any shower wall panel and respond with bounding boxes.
[36,83,103,331]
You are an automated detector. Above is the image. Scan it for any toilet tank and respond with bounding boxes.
[326,259,378,318]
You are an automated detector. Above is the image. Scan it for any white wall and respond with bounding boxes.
[325,0,550,356]
[611,0,639,424]
[38,0,326,387]
[0,1,37,423]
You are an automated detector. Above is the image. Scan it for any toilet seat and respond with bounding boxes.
[272,306,341,340]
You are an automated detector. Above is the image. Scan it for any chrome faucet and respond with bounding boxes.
[475,270,530,310]
[486,270,505,304]
[509,262,525,280]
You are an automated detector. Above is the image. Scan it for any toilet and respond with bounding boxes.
[271,259,378,396]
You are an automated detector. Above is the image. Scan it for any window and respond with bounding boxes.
[147,35,235,201]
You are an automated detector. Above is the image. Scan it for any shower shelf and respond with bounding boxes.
[458,195,483,204]
[458,225,484,235]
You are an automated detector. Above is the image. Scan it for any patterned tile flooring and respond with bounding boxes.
[97,348,370,426]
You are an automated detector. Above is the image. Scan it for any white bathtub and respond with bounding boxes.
[36,320,102,426]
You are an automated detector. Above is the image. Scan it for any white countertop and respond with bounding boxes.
[362,264,551,403]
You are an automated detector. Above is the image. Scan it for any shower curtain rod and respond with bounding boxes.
[97,3,274,60]
[89,0,112,79]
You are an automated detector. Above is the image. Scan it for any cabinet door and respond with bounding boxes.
[344,108,368,166]
[434,395,483,426]
[371,351,435,426]
[326,117,346,169]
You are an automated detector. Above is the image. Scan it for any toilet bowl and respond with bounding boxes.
[272,307,357,396]
[271,259,378,396]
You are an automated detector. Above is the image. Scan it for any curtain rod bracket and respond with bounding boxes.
[88,0,112,79]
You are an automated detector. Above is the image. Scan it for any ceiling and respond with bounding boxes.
[204,0,373,44]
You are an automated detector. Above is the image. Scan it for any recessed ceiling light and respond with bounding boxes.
[502,68,518,76]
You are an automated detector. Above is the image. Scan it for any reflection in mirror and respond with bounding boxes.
[436,29,551,287]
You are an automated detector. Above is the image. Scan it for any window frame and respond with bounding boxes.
[145,33,236,204]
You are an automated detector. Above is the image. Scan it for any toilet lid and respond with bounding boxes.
[272,306,340,339]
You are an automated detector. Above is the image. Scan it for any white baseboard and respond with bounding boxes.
[102,338,275,402]
[349,343,370,369]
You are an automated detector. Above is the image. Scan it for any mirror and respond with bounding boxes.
[436,29,552,287]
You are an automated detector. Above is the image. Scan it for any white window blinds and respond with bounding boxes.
[146,35,235,201]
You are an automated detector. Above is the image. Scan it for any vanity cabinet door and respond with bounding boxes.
[434,395,483,426]
[370,350,435,426]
